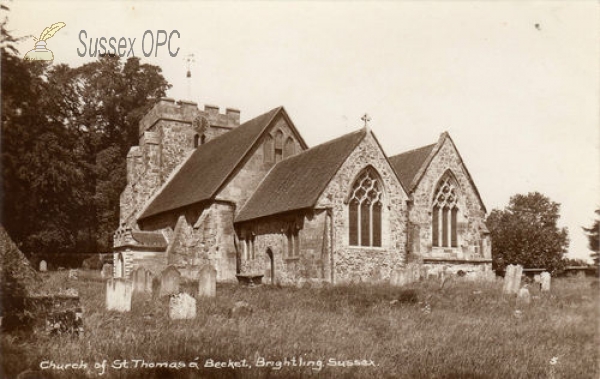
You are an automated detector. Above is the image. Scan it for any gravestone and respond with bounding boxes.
[503,264,523,295]
[533,274,541,284]
[39,260,47,272]
[517,287,531,305]
[132,267,152,293]
[502,265,515,294]
[106,278,132,312]
[512,265,523,294]
[68,269,78,280]
[101,264,113,279]
[198,265,216,297]
[540,271,551,292]
[169,293,197,320]
[159,266,181,297]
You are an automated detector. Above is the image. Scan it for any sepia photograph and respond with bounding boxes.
[1,1,599,378]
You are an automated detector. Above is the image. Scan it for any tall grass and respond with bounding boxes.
[1,272,598,378]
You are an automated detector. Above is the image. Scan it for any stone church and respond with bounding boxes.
[113,98,492,285]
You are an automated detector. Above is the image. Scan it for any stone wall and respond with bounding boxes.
[120,250,168,277]
[119,131,162,225]
[237,210,328,285]
[421,259,495,280]
[408,136,491,264]
[131,202,238,282]
[160,121,196,182]
[316,131,408,284]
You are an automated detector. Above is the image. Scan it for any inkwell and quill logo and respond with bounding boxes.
[24,22,66,61]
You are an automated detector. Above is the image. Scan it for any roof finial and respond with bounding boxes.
[361,113,371,130]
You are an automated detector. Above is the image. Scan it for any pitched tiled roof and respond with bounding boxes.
[388,143,436,191]
[131,231,167,248]
[139,107,282,220]
[236,129,366,223]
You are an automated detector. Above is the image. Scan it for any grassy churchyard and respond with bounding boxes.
[1,271,598,379]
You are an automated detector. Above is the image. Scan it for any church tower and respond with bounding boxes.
[118,98,241,228]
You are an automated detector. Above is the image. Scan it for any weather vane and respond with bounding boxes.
[183,53,196,100]
[184,53,195,78]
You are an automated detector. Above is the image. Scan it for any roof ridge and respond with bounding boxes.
[285,128,366,160]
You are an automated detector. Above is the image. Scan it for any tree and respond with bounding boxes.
[1,35,85,254]
[2,19,170,256]
[486,192,569,273]
[582,209,599,267]
[76,56,170,252]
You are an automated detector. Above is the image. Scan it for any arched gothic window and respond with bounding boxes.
[264,134,274,163]
[274,130,284,162]
[245,233,255,260]
[286,226,300,258]
[432,173,459,248]
[348,168,383,247]
[284,137,295,158]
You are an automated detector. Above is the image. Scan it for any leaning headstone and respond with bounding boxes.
[540,271,551,292]
[106,278,132,312]
[169,293,197,320]
[198,265,217,297]
[39,260,47,272]
[503,264,523,295]
[132,267,152,293]
[101,264,113,279]
[517,287,531,305]
[502,265,516,294]
[159,266,181,297]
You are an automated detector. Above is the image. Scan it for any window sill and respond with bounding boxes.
[423,257,492,264]
[284,257,300,262]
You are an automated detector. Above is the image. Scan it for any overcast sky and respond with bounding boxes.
[6,1,599,261]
